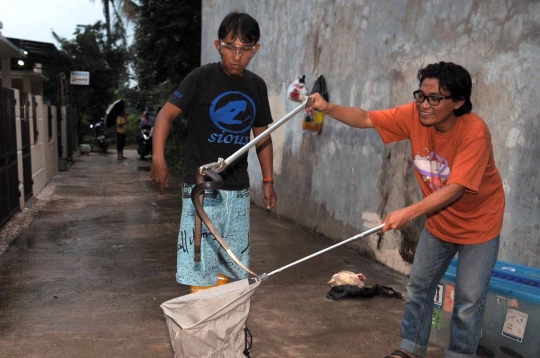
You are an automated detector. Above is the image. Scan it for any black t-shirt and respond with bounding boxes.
[168,62,273,190]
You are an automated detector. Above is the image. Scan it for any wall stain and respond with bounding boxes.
[377,142,423,264]
[223,0,540,269]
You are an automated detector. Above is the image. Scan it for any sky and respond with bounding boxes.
[0,0,117,45]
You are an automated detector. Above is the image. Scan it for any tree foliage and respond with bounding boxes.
[128,0,201,112]
[53,22,128,137]
[126,1,201,173]
[91,0,137,48]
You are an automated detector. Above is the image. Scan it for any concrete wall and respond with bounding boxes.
[30,95,58,195]
[30,96,46,196]
[202,0,540,270]
[44,106,59,183]
[13,89,59,209]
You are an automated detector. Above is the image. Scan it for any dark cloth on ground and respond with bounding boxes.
[326,284,403,300]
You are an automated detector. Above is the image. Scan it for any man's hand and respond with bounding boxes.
[150,160,169,195]
[382,207,414,233]
[381,183,465,233]
[262,184,277,209]
[305,92,330,116]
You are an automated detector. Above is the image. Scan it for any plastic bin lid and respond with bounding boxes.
[443,258,540,304]
[492,260,540,287]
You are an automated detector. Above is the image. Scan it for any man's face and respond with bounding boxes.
[415,78,464,132]
[214,33,260,77]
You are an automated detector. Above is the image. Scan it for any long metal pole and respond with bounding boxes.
[224,98,312,167]
[261,224,385,280]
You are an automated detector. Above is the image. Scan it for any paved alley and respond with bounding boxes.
[0,150,444,358]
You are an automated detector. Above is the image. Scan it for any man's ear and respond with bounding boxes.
[454,98,465,110]
[214,40,221,54]
[251,43,261,58]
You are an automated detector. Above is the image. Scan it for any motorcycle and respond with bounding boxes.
[93,121,109,154]
[137,124,153,160]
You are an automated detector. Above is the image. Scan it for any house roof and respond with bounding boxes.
[6,37,58,64]
[0,33,25,59]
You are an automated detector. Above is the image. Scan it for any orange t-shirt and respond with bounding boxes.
[370,102,505,244]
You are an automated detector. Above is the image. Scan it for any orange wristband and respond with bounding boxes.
[263,177,274,183]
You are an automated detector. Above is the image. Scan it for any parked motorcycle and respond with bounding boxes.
[93,121,109,154]
[137,124,152,160]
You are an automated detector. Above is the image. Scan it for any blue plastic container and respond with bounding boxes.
[429,258,540,358]
[491,261,540,288]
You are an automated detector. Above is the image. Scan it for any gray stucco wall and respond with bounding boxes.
[201,0,540,272]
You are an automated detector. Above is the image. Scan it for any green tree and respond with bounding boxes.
[125,0,201,173]
[128,0,201,112]
[53,22,128,140]
[91,0,136,48]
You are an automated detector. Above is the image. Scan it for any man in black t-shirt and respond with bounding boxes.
[150,12,277,293]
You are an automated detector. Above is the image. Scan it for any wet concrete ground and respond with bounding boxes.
[0,150,444,358]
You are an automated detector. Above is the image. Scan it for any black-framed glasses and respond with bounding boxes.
[219,41,256,57]
[413,90,453,106]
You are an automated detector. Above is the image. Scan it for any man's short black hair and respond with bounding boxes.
[417,62,473,116]
[218,12,260,44]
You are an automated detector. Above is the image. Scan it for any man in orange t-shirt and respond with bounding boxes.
[306,62,504,358]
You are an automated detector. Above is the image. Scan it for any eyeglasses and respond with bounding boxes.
[219,41,256,57]
[413,90,453,106]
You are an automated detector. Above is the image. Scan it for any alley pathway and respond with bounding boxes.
[0,150,444,358]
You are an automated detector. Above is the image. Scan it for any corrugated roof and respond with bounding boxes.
[0,33,25,59]
[6,37,58,62]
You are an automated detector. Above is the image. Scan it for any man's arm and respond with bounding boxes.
[150,102,182,194]
[252,126,277,209]
[382,183,466,232]
[306,92,374,129]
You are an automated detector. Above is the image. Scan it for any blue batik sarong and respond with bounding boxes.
[176,184,250,286]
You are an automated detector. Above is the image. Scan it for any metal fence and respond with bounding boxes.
[0,88,20,228]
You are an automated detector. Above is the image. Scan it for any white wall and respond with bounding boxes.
[13,89,59,209]
[202,0,540,270]
[29,95,58,195]
[31,95,46,196]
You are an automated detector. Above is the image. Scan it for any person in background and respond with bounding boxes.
[116,111,128,160]
[140,110,153,128]
[306,62,505,358]
[137,110,154,148]
[150,12,277,293]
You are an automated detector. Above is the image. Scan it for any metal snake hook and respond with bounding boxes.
[191,96,315,277]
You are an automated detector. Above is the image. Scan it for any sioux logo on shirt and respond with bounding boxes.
[414,150,450,190]
[208,91,256,145]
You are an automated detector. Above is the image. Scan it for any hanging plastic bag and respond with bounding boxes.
[302,75,328,134]
[287,75,308,102]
